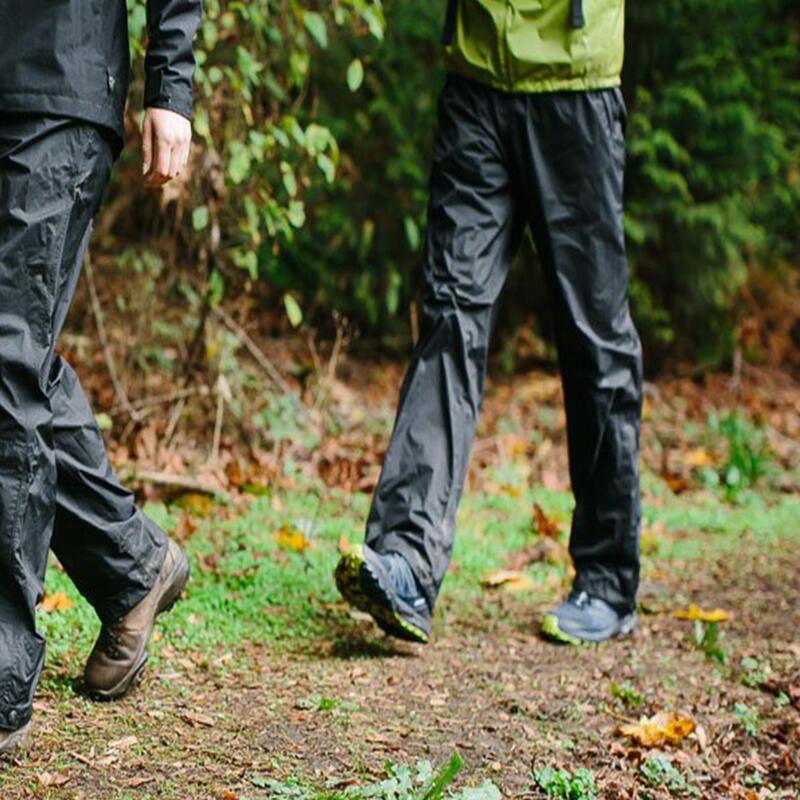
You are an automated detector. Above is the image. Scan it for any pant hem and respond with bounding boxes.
[92,534,168,625]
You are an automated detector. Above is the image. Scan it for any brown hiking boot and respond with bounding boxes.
[83,539,190,700]
[0,722,32,757]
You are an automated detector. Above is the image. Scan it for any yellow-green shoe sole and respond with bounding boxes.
[335,548,430,644]
[540,613,585,647]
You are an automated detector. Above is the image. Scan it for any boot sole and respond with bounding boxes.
[541,612,637,646]
[88,549,191,701]
[335,548,429,644]
[0,722,32,758]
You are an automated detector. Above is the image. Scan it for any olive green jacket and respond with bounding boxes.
[443,0,625,93]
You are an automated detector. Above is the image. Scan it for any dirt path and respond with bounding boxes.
[2,525,797,800]
[1,366,799,799]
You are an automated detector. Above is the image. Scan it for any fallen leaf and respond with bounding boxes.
[506,537,567,571]
[173,492,216,517]
[684,447,714,468]
[338,534,352,554]
[125,776,153,788]
[40,591,74,613]
[672,604,731,622]
[618,711,696,747]
[108,735,138,751]
[273,524,313,552]
[480,570,536,592]
[38,771,70,787]
[533,503,560,538]
[181,710,215,728]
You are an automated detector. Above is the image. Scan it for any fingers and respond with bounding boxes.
[167,138,190,183]
[141,113,153,176]
[142,109,192,190]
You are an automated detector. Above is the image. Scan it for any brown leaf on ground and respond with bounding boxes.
[107,735,138,751]
[480,570,536,592]
[506,537,567,571]
[38,771,70,787]
[533,503,560,538]
[125,776,154,788]
[40,591,74,613]
[618,711,696,747]
[181,710,216,728]
[672,604,731,622]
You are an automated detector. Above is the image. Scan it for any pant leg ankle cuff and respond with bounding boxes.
[0,704,31,732]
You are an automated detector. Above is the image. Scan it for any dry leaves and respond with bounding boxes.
[38,771,70,787]
[480,570,536,592]
[672,604,731,622]
[533,503,560,538]
[181,710,215,728]
[618,711,696,747]
[40,591,73,613]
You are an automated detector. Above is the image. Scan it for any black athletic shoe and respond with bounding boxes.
[335,546,431,643]
[541,590,637,645]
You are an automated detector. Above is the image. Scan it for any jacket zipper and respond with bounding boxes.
[500,1,513,89]
[442,0,458,45]
[570,0,585,29]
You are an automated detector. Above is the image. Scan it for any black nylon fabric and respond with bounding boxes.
[0,0,201,146]
[366,76,643,615]
[0,115,167,732]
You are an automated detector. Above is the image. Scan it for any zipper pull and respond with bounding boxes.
[570,0,585,29]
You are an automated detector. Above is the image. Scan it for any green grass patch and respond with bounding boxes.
[36,481,800,693]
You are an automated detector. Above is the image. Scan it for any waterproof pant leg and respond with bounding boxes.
[365,77,642,614]
[365,78,523,609]
[0,115,166,732]
[514,89,643,613]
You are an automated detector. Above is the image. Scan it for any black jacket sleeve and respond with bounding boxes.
[144,0,202,120]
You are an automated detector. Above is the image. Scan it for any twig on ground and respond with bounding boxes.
[118,385,210,413]
[210,375,231,464]
[213,306,292,395]
[164,398,186,449]
[211,392,224,463]
[132,468,231,500]
[84,254,142,424]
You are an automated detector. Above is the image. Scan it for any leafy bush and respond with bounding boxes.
[250,753,501,800]
[532,766,597,800]
[703,409,771,500]
[122,0,387,326]
[109,0,800,369]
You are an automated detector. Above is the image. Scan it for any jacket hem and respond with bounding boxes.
[0,91,124,151]
[443,64,621,95]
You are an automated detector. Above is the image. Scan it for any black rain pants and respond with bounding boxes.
[0,115,167,732]
[366,76,643,614]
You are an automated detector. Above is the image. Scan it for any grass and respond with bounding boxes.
[37,474,800,686]
[15,470,800,799]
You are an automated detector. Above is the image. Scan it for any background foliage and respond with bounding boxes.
[113,0,800,373]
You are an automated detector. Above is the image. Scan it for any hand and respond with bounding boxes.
[141,107,192,189]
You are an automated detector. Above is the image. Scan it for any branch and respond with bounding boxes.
[84,254,142,423]
[212,306,293,395]
[132,468,231,500]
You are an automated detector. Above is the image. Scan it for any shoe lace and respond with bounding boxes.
[569,590,590,609]
[384,554,427,610]
[98,625,124,659]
